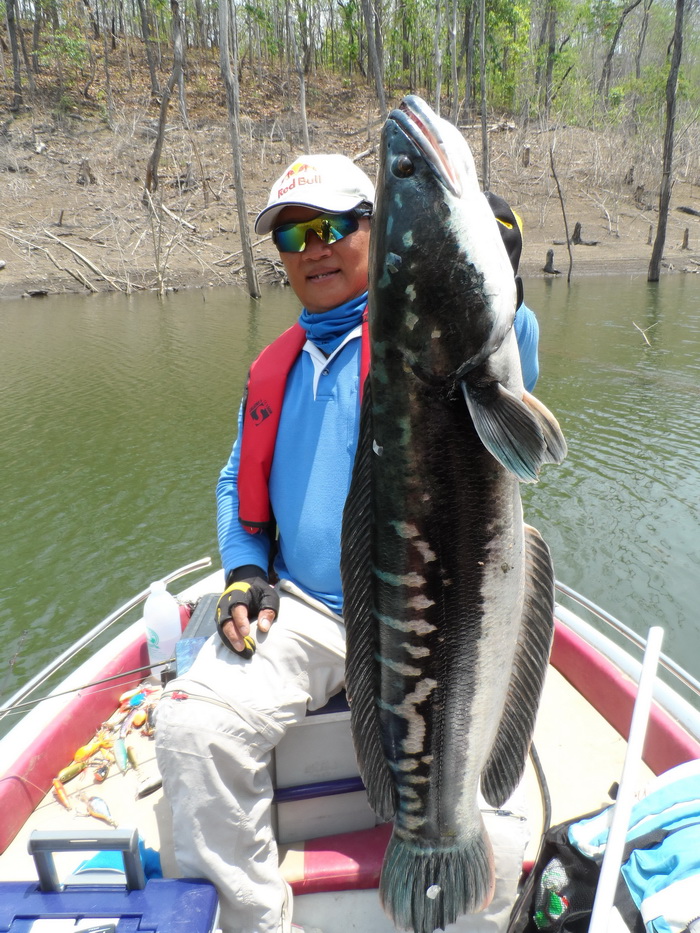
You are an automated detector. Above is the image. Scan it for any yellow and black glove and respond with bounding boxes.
[216,576,280,659]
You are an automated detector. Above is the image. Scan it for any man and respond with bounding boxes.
[155,155,538,933]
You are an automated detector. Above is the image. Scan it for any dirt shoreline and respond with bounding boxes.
[1,83,698,301]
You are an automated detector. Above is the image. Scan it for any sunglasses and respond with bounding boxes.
[272,208,371,253]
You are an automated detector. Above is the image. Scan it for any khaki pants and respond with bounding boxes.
[154,582,529,933]
[155,584,347,933]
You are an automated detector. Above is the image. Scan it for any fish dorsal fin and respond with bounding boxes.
[340,381,397,821]
[480,524,555,807]
[461,380,567,482]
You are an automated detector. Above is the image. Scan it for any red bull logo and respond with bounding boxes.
[277,161,322,198]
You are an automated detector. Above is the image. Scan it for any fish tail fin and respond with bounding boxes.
[380,826,495,933]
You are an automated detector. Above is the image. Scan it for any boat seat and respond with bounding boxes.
[176,593,377,845]
[282,822,392,894]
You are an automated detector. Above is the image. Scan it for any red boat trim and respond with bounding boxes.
[550,619,700,775]
[0,605,192,856]
[0,641,146,854]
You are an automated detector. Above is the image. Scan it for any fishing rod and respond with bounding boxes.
[0,556,211,722]
[588,626,664,933]
[0,660,175,718]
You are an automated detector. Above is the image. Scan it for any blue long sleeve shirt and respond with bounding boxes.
[216,303,540,613]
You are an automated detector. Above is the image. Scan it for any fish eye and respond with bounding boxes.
[392,155,414,178]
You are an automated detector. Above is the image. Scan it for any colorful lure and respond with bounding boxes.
[73,735,113,762]
[93,762,110,783]
[113,737,129,773]
[131,709,147,729]
[52,778,72,810]
[84,795,117,827]
[57,760,87,784]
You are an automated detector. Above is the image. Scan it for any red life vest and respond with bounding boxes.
[237,313,369,534]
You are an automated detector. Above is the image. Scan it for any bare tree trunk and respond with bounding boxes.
[31,0,42,73]
[82,0,101,38]
[549,144,573,283]
[434,0,442,115]
[219,0,260,299]
[464,0,476,117]
[143,0,184,196]
[533,4,548,99]
[122,0,134,87]
[193,0,206,47]
[360,0,387,117]
[17,12,36,95]
[597,0,642,101]
[544,2,556,119]
[137,0,160,98]
[479,0,488,189]
[288,12,310,150]
[400,0,410,77]
[635,0,653,79]
[6,0,24,110]
[648,0,685,282]
[449,0,458,124]
[100,0,115,126]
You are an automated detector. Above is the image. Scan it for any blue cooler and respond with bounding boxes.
[0,829,219,932]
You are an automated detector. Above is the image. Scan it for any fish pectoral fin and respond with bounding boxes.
[461,379,547,483]
[522,391,568,465]
[480,525,555,807]
[340,383,397,822]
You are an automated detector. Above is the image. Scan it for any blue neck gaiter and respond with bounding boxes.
[299,292,368,355]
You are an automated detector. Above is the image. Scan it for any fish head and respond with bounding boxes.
[370,95,517,385]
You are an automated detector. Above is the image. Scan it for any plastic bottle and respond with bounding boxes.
[143,580,181,678]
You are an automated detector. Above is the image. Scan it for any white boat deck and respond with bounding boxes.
[0,661,651,885]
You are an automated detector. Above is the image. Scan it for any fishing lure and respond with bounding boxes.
[52,778,72,810]
[140,703,157,737]
[84,795,117,827]
[57,760,87,784]
[117,683,158,713]
[126,745,139,771]
[74,735,113,762]
[119,709,137,739]
[93,762,110,783]
[118,686,143,705]
[113,737,129,773]
[131,709,147,729]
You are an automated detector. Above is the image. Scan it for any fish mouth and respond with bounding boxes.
[389,95,462,198]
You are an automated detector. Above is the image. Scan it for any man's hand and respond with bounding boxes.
[216,578,280,658]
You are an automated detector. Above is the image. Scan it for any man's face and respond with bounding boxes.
[275,206,371,313]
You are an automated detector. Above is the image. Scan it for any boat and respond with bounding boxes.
[1,557,699,932]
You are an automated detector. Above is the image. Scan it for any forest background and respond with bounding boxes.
[0,0,698,298]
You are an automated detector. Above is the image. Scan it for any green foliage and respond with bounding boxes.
[9,0,699,140]
[609,62,693,128]
[56,91,75,113]
[485,0,530,109]
[42,31,89,69]
[333,0,361,74]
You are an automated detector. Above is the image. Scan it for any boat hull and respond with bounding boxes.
[1,567,699,932]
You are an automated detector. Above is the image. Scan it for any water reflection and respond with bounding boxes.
[523,274,700,674]
[1,275,698,714]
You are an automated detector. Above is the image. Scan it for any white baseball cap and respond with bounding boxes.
[254,154,375,235]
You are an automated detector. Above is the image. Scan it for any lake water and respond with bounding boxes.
[1,274,698,726]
